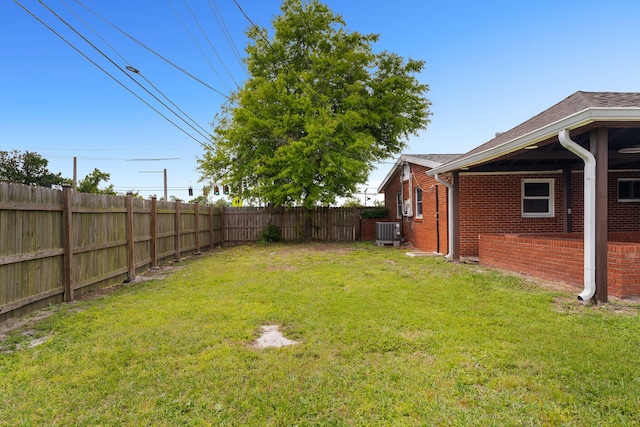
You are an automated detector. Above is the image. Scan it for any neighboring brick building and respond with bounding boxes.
[378,154,460,253]
[424,91,640,301]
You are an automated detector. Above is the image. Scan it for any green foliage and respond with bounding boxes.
[76,168,116,195]
[0,150,65,186]
[340,198,363,208]
[198,0,431,209]
[212,198,230,207]
[188,195,208,204]
[258,223,282,243]
[360,206,388,219]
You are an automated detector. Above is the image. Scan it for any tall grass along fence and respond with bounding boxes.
[0,183,364,320]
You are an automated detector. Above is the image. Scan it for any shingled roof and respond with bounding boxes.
[378,153,461,192]
[429,91,640,174]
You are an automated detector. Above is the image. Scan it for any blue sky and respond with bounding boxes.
[2,0,640,203]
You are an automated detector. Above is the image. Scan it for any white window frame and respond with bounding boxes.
[521,179,554,218]
[618,179,640,202]
[415,188,423,218]
[396,192,402,218]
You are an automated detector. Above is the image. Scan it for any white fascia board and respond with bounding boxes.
[377,155,444,193]
[377,157,403,193]
[400,155,444,170]
[427,107,640,176]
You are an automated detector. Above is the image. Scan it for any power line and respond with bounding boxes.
[33,0,211,146]
[44,154,181,161]
[14,1,196,146]
[180,0,241,89]
[167,0,232,93]
[74,0,230,99]
[59,0,212,139]
[208,0,247,76]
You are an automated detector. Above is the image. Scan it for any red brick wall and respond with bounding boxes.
[608,242,640,298]
[479,233,640,298]
[460,171,640,257]
[360,218,379,241]
[459,173,564,256]
[479,234,583,287]
[381,164,449,253]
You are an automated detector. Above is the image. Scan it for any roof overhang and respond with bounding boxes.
[377,155,446,193]
[427,107,640,175]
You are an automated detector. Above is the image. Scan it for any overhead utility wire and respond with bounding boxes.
[59,0,211,138]
[209,0,247,76]
[71,0,263,122]
[15,0,207,148]
[44,154,180,161]
[74,0,229,99]
[180,0,241,88]
[36,0,211,144]
[167,0,231,93]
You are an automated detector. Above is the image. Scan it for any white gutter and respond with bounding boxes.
[558,129,596,302]
[428,107,640,176]
[434,173,453,260]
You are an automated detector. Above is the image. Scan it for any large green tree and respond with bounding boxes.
[0,150,66,187]
[198,0,430,208]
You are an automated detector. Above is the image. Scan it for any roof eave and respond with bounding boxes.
[427,107,640,175]
[377,155,446,192]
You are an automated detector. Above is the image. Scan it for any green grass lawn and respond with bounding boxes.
[1,243,640,426]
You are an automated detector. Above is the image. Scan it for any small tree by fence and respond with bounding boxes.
[0,183,368,320]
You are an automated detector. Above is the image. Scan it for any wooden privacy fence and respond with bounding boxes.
[224,206,360,243]
[0,183,223,321]
[0,183,364,320]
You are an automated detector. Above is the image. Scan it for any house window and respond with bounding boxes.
[522,179,554,217]
[415,188,423,218]
[396,193,402,218]
[618,179,640,201]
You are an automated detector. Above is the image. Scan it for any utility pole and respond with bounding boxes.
[163,168,167,201]
[73,156,77,191]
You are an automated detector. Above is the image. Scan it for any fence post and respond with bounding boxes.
[126,193,135,281]
[194,202,201,254]
[220,205,225,247]
[62,186,74,302]
[150,196,158,268]
[209,205,214,249]
[175,200,181,261]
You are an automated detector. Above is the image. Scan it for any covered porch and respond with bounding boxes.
[428,92,640,303]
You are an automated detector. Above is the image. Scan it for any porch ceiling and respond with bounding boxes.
[465,125,640,173]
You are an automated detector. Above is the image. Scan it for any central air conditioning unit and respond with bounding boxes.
[375,222,401,247]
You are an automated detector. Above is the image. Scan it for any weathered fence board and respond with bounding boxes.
[0,184,225,320]
[1,182,364,320]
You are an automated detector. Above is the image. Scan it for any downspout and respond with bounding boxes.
[435,185,440,254]
[434,173,453,260]
[400,162,405,242]
[558,129,596,302]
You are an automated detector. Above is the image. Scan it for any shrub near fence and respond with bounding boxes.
[0,183,365,320]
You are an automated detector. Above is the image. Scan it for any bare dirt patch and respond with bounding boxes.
[253,325,299,348]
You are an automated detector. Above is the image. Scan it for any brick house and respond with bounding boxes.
[425,91,640,302]
[378,154,460,253]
